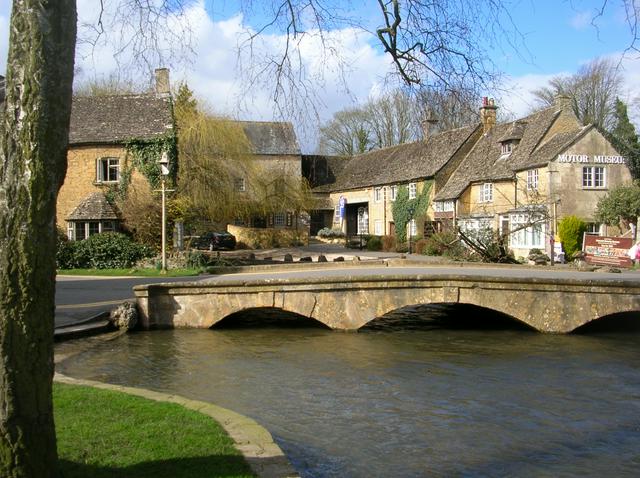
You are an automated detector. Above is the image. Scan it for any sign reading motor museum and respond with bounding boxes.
[583,234,633,267]
[557,154,627,164]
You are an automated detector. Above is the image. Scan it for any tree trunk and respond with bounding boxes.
[0,1,76,476]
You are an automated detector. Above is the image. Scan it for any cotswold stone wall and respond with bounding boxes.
[227,224,309,249]
[135,273,640,333]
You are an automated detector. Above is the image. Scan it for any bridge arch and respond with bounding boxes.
[212,307,330,329]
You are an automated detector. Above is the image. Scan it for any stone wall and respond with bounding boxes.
[228,224,309,249]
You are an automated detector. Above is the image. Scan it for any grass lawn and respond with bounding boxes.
[54,383,255,478]
[57,268,203,277]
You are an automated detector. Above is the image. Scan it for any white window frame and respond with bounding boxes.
[501,142,513,155]
[96,157,120,183]
[434,200,454,212]
[374,187,383,203]
[408,182,417,199]
[389,185,397,201]
[374,220,383,236]
[582,166,606,188]
[526,169,539,191]
[67,221,116,241]
[274,212,286,226]
[333,205,341,224]
[509,213,545,249]
[479,183,493,203]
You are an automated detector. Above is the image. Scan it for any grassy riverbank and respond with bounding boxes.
[54,383,254,478]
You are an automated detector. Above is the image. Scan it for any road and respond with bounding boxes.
[55,263,640,328]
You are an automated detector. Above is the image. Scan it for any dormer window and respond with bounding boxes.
[501,142,513,155]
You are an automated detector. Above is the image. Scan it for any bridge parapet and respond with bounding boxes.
[133,274,640,333]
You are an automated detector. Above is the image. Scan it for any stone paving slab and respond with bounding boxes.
[54,373,300,478]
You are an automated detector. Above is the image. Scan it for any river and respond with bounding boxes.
[57,309,640,477]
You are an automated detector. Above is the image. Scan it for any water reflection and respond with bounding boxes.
[57,309,640,477]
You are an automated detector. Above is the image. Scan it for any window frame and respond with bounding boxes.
[389,185,397,201]
[374,220,383,236]
[479,183,493,203]
[96,157,120,183]
[408,182,417,199]
[234,177,246,192]
[374,187,383,203]
[509,213,545,249]
[526,169,539,191]
[582,166,606,189]
[273,212,286,227]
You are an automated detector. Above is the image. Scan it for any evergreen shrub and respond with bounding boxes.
[57,232,153,269]
[366,236,383,251]
[558,216,587,260]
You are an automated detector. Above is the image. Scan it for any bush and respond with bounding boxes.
[413,238,429,255]
[317,227,345,238]
[424,231,458,256]
[366,236,382,251]
[57,232,153,269]
[558,215,587,259]
[382,235,396,252]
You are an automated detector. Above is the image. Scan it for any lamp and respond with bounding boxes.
[159,152,170,273]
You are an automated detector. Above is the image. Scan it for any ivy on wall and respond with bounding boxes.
[106,133,178,202]
[391,180,433,243]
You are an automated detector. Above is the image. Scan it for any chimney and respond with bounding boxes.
[479,97,498,134]
[154,68,170,97]
[554,94,572,111]
[421,111,439,140]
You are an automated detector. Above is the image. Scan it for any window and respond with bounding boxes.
[96,158,119,183]
[479,183,493,203]
[526,169,538,191]
[333,205,341,224]
[234,177,246,192]
[374,220,383,236]
[409,182,417,199]
[434,201,454,212]
[583,166,606,188]
[585,223,602,235]
[67,221,117,241]
[374,187,383,203]
[501,142,513,155]
[509,213,544,249]
[389,185,397,201]
[409,219,417,237]
[357,207,369,235]
[274,212,286,226]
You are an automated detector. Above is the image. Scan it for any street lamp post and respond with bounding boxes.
[407,206,415,254]
[159,152,170,274]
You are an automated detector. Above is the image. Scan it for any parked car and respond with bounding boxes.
[193,231,236,251]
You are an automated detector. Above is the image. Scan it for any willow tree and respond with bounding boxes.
[0,2,76,476]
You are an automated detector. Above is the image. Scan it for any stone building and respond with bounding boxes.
[315,95,633,258]
[58,68,175,240]
[434,96,632,258]
[311,125,481,238]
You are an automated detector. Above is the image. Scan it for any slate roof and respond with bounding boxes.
[239,121,301,156]
[313,124,480,193]
[434,105,584,200]
[69,94,174,145]
[66,192,120,221]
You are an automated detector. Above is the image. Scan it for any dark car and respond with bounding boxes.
[193,231,236,251]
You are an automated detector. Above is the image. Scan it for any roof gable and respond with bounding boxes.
[66,192,119,221]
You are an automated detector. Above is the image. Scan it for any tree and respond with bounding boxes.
[595,182,640,240]
[531,57,624,130]
[610,98,640,179]
[0,2,76,476]
[557,216,587,259]
[318,107,371,156]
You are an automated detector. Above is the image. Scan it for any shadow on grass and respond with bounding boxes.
[60,454,258,478]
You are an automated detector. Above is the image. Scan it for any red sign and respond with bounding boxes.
[583,234,633,267]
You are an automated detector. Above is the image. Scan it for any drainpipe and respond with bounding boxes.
[383,187,387,235]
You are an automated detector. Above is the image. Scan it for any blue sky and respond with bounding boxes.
[1,0,639,150]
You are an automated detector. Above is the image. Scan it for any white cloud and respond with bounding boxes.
[570,10,593,30]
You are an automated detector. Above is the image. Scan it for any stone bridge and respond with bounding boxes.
[134,273,640,333]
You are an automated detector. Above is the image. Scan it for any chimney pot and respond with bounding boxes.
[421,111,439,140]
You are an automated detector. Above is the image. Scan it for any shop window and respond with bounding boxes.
[583,166,606,188]
[96,157,119,183]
